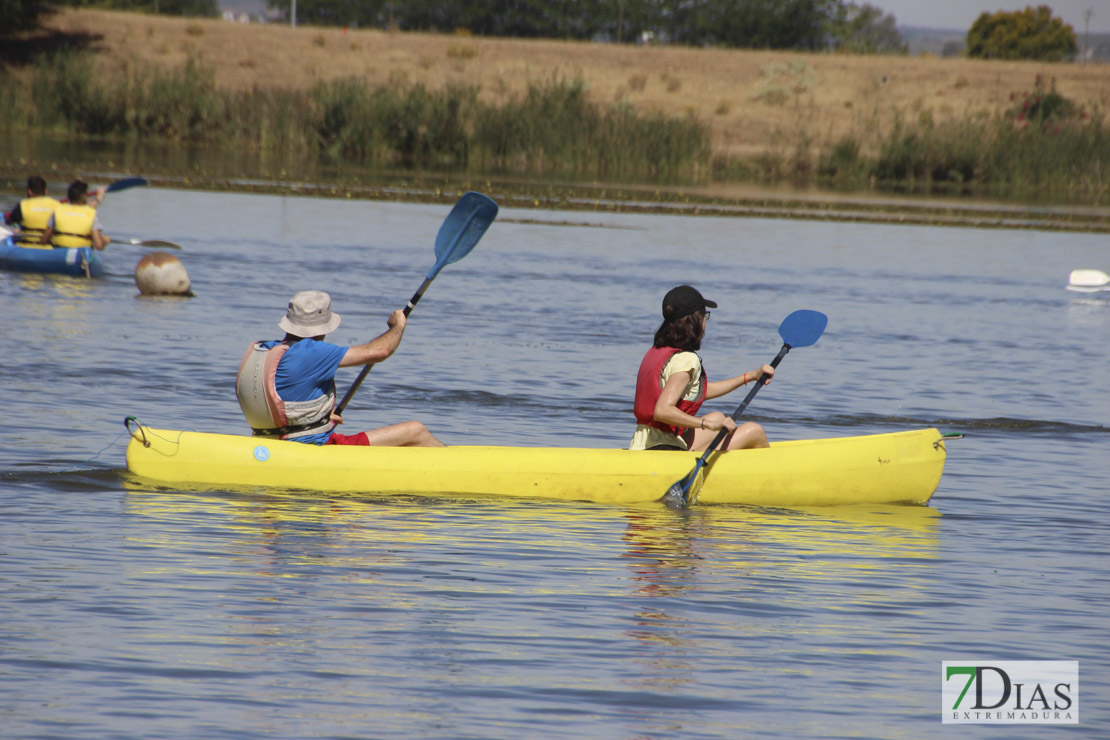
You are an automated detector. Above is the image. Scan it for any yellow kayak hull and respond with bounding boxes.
[125,424,950,506]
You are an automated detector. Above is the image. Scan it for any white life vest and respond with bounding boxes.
[235,341,336,440]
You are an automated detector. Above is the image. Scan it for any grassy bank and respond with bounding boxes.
[5,51,1107,201]
[2,51,708,182]
[753,77,1110,202]
[2,9,1110,203]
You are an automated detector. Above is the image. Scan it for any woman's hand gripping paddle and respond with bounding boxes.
[661,309,828,509]
[334,191,499,416]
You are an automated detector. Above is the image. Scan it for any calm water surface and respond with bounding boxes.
[1,188,1107,738]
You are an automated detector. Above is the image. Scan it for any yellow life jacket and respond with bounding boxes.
[50,203,97,249]
[13,196,59,246]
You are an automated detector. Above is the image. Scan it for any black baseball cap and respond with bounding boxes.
[662,285,717,321]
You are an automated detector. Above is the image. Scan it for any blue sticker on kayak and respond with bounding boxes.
[253,445,270,462]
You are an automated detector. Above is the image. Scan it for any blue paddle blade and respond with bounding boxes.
[433,192,498,271]
[778,309,828,348]
[106,177,148,193]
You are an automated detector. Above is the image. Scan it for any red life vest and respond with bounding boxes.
[633,346,707,436]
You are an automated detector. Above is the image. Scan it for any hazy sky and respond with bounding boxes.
[872,0,1110,34]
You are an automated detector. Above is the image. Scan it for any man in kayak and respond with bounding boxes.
[630,285,774,452]
[4,175,59,246]
[40,180,109,250]
[236,290,444,447]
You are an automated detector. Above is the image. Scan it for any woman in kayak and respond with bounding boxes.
[630,285,774,452]
[236,290,443,447]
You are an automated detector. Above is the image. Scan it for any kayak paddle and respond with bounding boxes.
[334,191,499,416]
[661,309,829,509]
[58,176,149,204]
[3,176,147,220]
[104,176,148,193]
[113,238,183,250]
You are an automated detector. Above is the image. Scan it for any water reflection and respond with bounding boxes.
[120,483,941,701]
[1066,295,1110,327]
[14,271,97,301]
[616,504,941,694]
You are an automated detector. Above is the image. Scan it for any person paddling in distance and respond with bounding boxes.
[40,180,109,250]
[236,290,444,447]
[630,285,775,452]
[4,175,59,246]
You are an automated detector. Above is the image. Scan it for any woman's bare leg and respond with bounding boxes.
[687,421,768,451]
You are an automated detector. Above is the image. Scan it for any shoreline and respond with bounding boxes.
[4,10,1110,223]
[6,166,1106,233]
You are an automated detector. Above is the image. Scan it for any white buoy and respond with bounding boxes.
[135,252,193,296]
[1066,268,1110,293]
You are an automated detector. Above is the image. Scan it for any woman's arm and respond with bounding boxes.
[705,364,775,399]
[654,372,738,434]
[652,371,702,430]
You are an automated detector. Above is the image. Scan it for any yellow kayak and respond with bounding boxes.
[125,419,952,506]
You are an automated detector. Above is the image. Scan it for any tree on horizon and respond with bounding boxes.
[966,5,1077,61]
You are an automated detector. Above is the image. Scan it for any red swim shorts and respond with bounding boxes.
[326,431,371,446]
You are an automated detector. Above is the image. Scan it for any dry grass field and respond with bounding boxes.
[21,8,1110,159]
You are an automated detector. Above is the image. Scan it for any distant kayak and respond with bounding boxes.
[0,234,105,278]
[125,419,952,507]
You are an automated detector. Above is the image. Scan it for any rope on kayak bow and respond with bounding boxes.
[125,416,150,448]
[934,432,964,449]
[53,425,131,474]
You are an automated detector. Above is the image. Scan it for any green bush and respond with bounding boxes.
[967,5,1078,61]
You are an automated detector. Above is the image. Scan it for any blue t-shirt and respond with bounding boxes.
[260,338,347,444]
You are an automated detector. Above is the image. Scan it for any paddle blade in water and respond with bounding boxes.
[662,459,706,509]
[779,309,828,348]
[434,192,498,268]
[662,482,688,509]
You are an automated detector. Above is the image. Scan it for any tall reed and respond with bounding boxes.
[6,51,710,183]
[807,96,1109,201]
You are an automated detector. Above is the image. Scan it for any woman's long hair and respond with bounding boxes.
[653,310,705,351]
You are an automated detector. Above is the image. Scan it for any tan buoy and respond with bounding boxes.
[135,252,193,296]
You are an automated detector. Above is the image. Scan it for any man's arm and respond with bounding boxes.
[338,310,407,367]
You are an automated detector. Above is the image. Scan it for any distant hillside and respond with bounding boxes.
[219,0,268,21]
[14,9,1110,161]
[215,7,1110,62]
[900,26,966,57]
[1084,33,1110,62]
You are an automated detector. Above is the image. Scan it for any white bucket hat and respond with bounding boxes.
[279,290,342,337]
